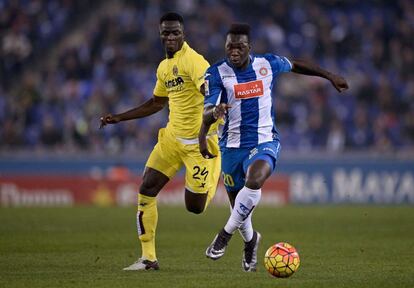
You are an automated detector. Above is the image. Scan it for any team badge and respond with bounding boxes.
[259,67,268,76]
[173,65,178,76]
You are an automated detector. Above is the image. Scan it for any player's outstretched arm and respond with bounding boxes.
[99,95,168,128]
[291,59,349,93]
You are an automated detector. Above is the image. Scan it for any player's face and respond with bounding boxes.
[225,34,250,69]
[159,21,184,56]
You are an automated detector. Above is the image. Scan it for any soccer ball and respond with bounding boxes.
[264,242,300,278]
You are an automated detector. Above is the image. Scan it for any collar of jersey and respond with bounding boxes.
[168,41,188,59]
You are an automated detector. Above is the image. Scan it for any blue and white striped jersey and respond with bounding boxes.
[204,53,292,149]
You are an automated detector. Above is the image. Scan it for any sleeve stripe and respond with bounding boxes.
[284,57,293,70]
[215,91,222,105]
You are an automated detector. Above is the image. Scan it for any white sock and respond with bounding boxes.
[228,204,253,242]
[238,213,253,242]
[224,186,261,235]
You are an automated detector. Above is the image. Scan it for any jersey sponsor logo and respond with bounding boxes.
[259,67,268,76]
[165,77,184,88]
[234,80,264,99]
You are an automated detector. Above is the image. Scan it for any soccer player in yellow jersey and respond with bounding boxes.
[100,12,221,271]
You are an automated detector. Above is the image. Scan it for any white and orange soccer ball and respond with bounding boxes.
[264,242,300,278]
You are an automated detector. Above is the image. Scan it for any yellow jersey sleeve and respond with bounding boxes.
[185,52,210,91]
[153,61,168,97]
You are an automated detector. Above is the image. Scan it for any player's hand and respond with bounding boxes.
[99,114,121,129]
[199,138,216,159]
[213,103,232,120]
[200,147,217,159]
[329,74,349,93]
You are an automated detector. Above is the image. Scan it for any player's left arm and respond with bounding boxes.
[291,59,349,92]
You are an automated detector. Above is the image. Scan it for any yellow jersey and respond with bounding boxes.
[153,42,217,139]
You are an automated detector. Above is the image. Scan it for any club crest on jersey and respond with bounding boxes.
[234,80,264,99]
[259,67,268,76]
[173,65,178,76]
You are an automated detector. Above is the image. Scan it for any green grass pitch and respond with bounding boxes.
[1,206,413,288]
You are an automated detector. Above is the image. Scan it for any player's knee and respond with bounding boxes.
[245,178,264,190]
[184,188,207,214]
[139,182,159,197]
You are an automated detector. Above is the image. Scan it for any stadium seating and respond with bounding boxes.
[0,0,412,154]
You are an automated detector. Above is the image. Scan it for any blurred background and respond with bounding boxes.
[0,0,413,206]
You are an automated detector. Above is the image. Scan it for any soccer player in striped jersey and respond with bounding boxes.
[100,12,221,271]
[199,23,348,272]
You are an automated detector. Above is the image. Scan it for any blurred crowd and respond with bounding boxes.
[0,0,413,156]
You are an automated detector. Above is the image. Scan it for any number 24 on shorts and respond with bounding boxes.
[192,165,209,181]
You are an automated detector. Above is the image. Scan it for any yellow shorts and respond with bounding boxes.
[146,128,221,194]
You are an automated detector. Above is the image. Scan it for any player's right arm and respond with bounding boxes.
[198,68,230,159]
[199,103,230,158]
[100,96,168,128]
[100,62,169,128]
[199,105,217,159]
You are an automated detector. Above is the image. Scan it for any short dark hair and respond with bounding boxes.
[227,23,251,40]
[160,12,184,25]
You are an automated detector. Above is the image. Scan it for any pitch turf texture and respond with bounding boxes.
[1,206,413,288]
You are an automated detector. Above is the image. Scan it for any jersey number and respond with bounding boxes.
[222,173,235,187]
[193,166,208,181]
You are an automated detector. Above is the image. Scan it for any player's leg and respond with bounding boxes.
[184,189,207,214]
[207,142,280,271]
[213,160,270,271]
[205,148,246,260]
[238,159,272,271]
[183,136,221,214]
[184,152,220,213]
[224,159,272,232]
[225,187,257,271]
[226,142,280,271]
[224,141,281,234]
[123,167,169,271]
[124,129,181,271]
[226,189,253,243]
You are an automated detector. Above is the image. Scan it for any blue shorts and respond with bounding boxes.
[221,141,281,193]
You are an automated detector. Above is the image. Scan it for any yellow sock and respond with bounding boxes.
[137,193,158,261]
